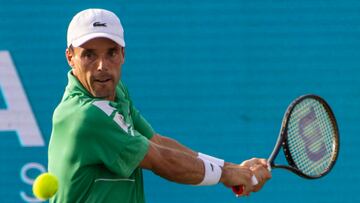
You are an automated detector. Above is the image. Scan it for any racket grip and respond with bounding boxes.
[231,175,258,197]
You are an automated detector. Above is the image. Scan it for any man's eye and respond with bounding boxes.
[84,52,94,58]
[82,51,95,59]
[108,49,119,57]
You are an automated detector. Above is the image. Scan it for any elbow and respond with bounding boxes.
[140,142,175,171]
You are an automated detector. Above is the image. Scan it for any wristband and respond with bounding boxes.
[196,157,222,186]
[198,152,225,167]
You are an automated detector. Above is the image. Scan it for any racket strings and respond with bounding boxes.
[286,99,336,177]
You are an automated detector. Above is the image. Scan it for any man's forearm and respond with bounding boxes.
[141,139,260,190]
[141,141,233,186]
[141,141,204,184]
[152,134,229,167]
[151,134,198,156]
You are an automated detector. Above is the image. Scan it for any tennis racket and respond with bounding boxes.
[232,94,340,196]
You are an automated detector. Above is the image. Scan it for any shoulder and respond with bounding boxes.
[117,81,128,92]
[53,97,115,128]
[116,81,131,99]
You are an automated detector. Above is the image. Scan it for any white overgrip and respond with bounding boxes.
[251,175,258,185]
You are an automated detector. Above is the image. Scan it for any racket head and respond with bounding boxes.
[272,94,339,179]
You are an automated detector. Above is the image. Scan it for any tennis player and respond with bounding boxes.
[48,8,271,203]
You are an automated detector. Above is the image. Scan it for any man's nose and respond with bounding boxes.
[97,57,108,71]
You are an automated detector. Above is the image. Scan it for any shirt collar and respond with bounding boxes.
[65,70,93,98]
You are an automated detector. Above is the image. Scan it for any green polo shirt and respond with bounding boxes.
[48,71,155,203]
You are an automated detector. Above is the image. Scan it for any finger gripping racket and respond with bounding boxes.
[232,94,340,196]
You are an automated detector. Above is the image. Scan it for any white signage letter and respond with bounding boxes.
[0,51,44,146]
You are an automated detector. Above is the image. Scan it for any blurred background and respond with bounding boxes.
[0,0,359,202]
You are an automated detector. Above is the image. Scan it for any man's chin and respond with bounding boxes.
[92,89,115,100]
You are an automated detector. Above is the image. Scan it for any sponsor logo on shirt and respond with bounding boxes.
[92,100,134,136]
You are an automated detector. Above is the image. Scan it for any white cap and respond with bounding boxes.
[67,8,125,47]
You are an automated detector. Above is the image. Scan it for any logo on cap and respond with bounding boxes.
[93,22,107,27]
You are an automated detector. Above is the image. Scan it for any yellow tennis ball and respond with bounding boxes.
[32,173,59,200]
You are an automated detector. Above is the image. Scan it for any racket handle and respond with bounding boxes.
[267,161,272,171]
[231,175,258,197]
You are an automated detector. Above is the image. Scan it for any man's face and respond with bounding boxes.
[66,37,124,101]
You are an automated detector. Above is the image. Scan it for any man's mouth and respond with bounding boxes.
[95,78,111,83]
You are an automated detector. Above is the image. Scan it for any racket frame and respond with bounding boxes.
[268,94,340,179]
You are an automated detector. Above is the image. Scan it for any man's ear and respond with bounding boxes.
[121,47,125,64]
[65,48,75,68]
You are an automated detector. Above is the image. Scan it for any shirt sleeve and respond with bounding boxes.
[120,82,156,140]
[130,105,155,140]
[75,104,150,178]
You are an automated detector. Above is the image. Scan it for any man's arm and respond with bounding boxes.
[140,141,256,194]
[151,134,229,167]
[149,133,271,194]
[150,134,197,156]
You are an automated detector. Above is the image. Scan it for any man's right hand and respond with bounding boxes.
[219,164,255,195]
[240,158,272,193]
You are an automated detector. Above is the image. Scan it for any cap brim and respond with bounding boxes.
[70,32,125,47]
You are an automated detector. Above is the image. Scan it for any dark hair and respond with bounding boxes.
[68,45,74,53]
